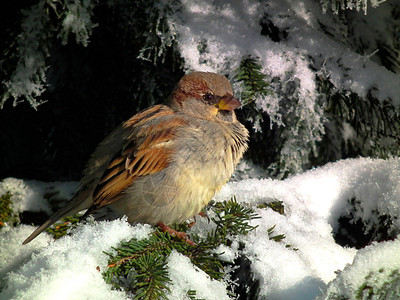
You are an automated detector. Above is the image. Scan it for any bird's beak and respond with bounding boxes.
[215,94,241,111]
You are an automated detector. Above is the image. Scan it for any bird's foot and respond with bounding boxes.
[156,222,196,246]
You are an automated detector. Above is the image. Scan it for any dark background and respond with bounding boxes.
[0,1,184,181]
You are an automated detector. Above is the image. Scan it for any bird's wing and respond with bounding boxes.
[21,105,185,245]
[92,104,187,208]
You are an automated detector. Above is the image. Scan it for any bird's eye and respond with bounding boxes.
[203,93,214,102]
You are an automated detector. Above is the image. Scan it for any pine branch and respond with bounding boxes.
[103,198,261,299]
[1,0,98,109]
[45,214,81,240]
[233,55,272,107]
[317,76,400,161]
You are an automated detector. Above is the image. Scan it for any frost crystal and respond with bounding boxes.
[2,0,97,109]
[59,0,97,46]
[1,1,52,109]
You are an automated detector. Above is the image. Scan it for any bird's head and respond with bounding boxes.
[168,72,241,122]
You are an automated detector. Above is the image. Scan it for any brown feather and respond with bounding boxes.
[98,165,124,184]
[108,156,125,168]
[123,105,170,128]
[96,172,133,203]
[92,106,186,207]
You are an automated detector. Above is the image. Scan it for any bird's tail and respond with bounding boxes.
[22,188,92,245]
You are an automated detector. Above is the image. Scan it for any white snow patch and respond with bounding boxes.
[0,178,78,215]
[0,220,152,300]
[166,250,230,299]
[319,236,400,299]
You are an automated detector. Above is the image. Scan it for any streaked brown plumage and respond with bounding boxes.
[23,72,248,245]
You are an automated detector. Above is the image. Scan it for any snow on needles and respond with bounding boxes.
[1,157,400,299]
[169,0,400,105]
[318,236,400,299]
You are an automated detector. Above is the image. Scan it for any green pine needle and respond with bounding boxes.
[186,289,205,300]
[233,55,272,107]
[0,192,18,228]
[45,215,81,240]
[257,201,285,214]
[103,198,261,299]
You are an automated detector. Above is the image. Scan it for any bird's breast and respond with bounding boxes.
[171,119,247,192]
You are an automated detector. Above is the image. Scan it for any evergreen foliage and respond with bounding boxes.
[266,224,286,243]
[320,0,387,14]
[233,55,273,107]
[0,0,184,181]
[1,0,97,109]
[0,192,19,228]
[356,269,400,299]
[257,200,285,214]
[232,55,281,173]
[1,0,399,181]
[232,38,400,178]
[333,197,398,249]
[233,54,326,178]
[324,269,400,299]
[315,76,400,167]
[233,54,278,133]
[1,0,182,110]
[360,269,400,299]
[45,214,81,240]
[186,289,204,300]
[103,199,264,299]
[110,0,183,110]
[1,2,400,297]
[0,0,400,179]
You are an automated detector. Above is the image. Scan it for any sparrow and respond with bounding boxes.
[22,72,249,245]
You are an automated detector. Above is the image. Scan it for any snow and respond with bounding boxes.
[1,157,400,299]
[166,250,230,300]
[2,0,97,108]
[59,0,96,46]
[1,0,50,109]
[0,219,152,300]
[319,236,400,299]
[0,178,78,216]
[0,225,52,281]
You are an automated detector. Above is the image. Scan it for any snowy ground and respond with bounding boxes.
[1,157,400,299]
